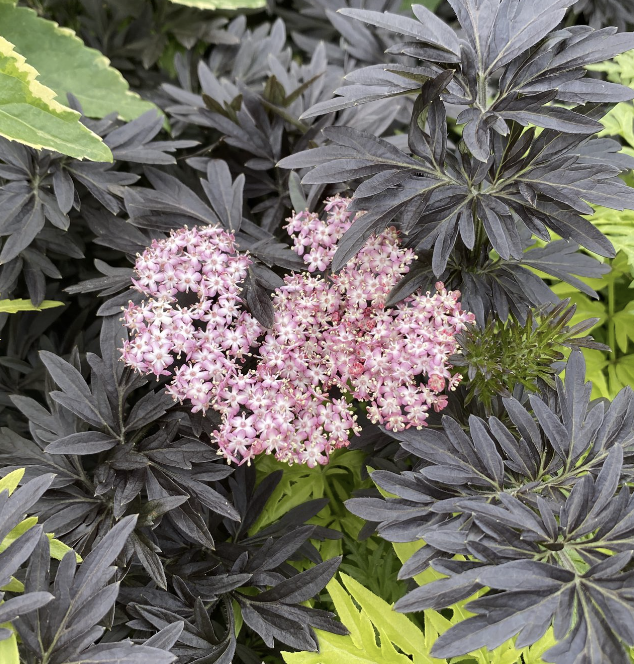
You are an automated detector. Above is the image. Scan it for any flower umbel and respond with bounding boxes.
[215,199,474,466]
[122,199,474,467]
[120,225,261,414]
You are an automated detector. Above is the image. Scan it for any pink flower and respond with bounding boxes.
[121,200,474,468]
[120,224,260,416]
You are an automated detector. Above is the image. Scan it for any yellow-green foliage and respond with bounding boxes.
[252,451,372,559]
[0,469,80,596]
[549,50,634,396]
[0,469,81,664]
[588,49,634,88]
[0,299,64,314]
[0,35,110,161]
[0,2,155,122]
[281,569,556,664]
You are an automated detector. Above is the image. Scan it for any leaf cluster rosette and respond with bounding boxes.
[121,466,346,661]
[348,351,634,662]
[454,298,609,413]
[279,0,634,324]
[158,10,412,231]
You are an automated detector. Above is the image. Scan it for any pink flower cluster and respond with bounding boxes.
[121,199,474,468]
[285,196,355,272]
[120,225,261,413]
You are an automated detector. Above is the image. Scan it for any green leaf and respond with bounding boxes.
[47,533,81,562]
[614,353,634,390]
[282,571,549,664]
[598,102,634,150]
[548,285,607,332]
[1,578,23,593]
[589,49,634,90]
[0,517,38,554]
[168,0,265,9]
[0,299,64,314]
[0,36,111,161]
[281,573,429,664]
[341,573,429,658]
[0,468,24,495]
[0,517,81,562]
[0,4,156,121]
[0,469,82,565]
[579,349,612,399]
[389,544,557,664]
[0,625,19,664]
[589,208,634,273]
[251,450,371,554]
[613,302,634,353]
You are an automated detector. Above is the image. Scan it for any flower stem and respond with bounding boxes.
[608,277,616,362]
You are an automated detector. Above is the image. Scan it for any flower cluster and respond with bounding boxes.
[120,225,261,413]
[214,200,474,466]
[212,366,360,467]
[284,196,355,272]
[121,200,474,468]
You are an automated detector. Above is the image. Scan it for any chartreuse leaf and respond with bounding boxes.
[47,533,78,561]
[589,207,634,272]
[579,349,612,399]
[282,570,548,664]
[589,50,634,91]
[0,469,82,582]
[549,283,607,332]
[613,302,634,353]
[0,4,155,121]
[0,625,18,664]
[168,0,265,9]
[0,35,111,161]
[391,542,556,664]
[0,466,82,592]
[612,354,634,390]
[0,468,24,495]
[0,516,39,554]
[598,103,634,156]
[0,299,64,314]
[1,578,23,593]
[0,513,80,594]
[253,450,370,559]
[0,514,80,562]
[550,278,634,399]
[281,573,428,664]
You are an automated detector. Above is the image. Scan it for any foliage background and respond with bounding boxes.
[0,0,634,663]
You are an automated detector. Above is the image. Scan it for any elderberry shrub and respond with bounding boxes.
[1,0,634,663]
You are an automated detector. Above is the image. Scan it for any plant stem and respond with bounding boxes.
[477,74,487,111]
[608,275,617,395]
[608,276,617,363]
